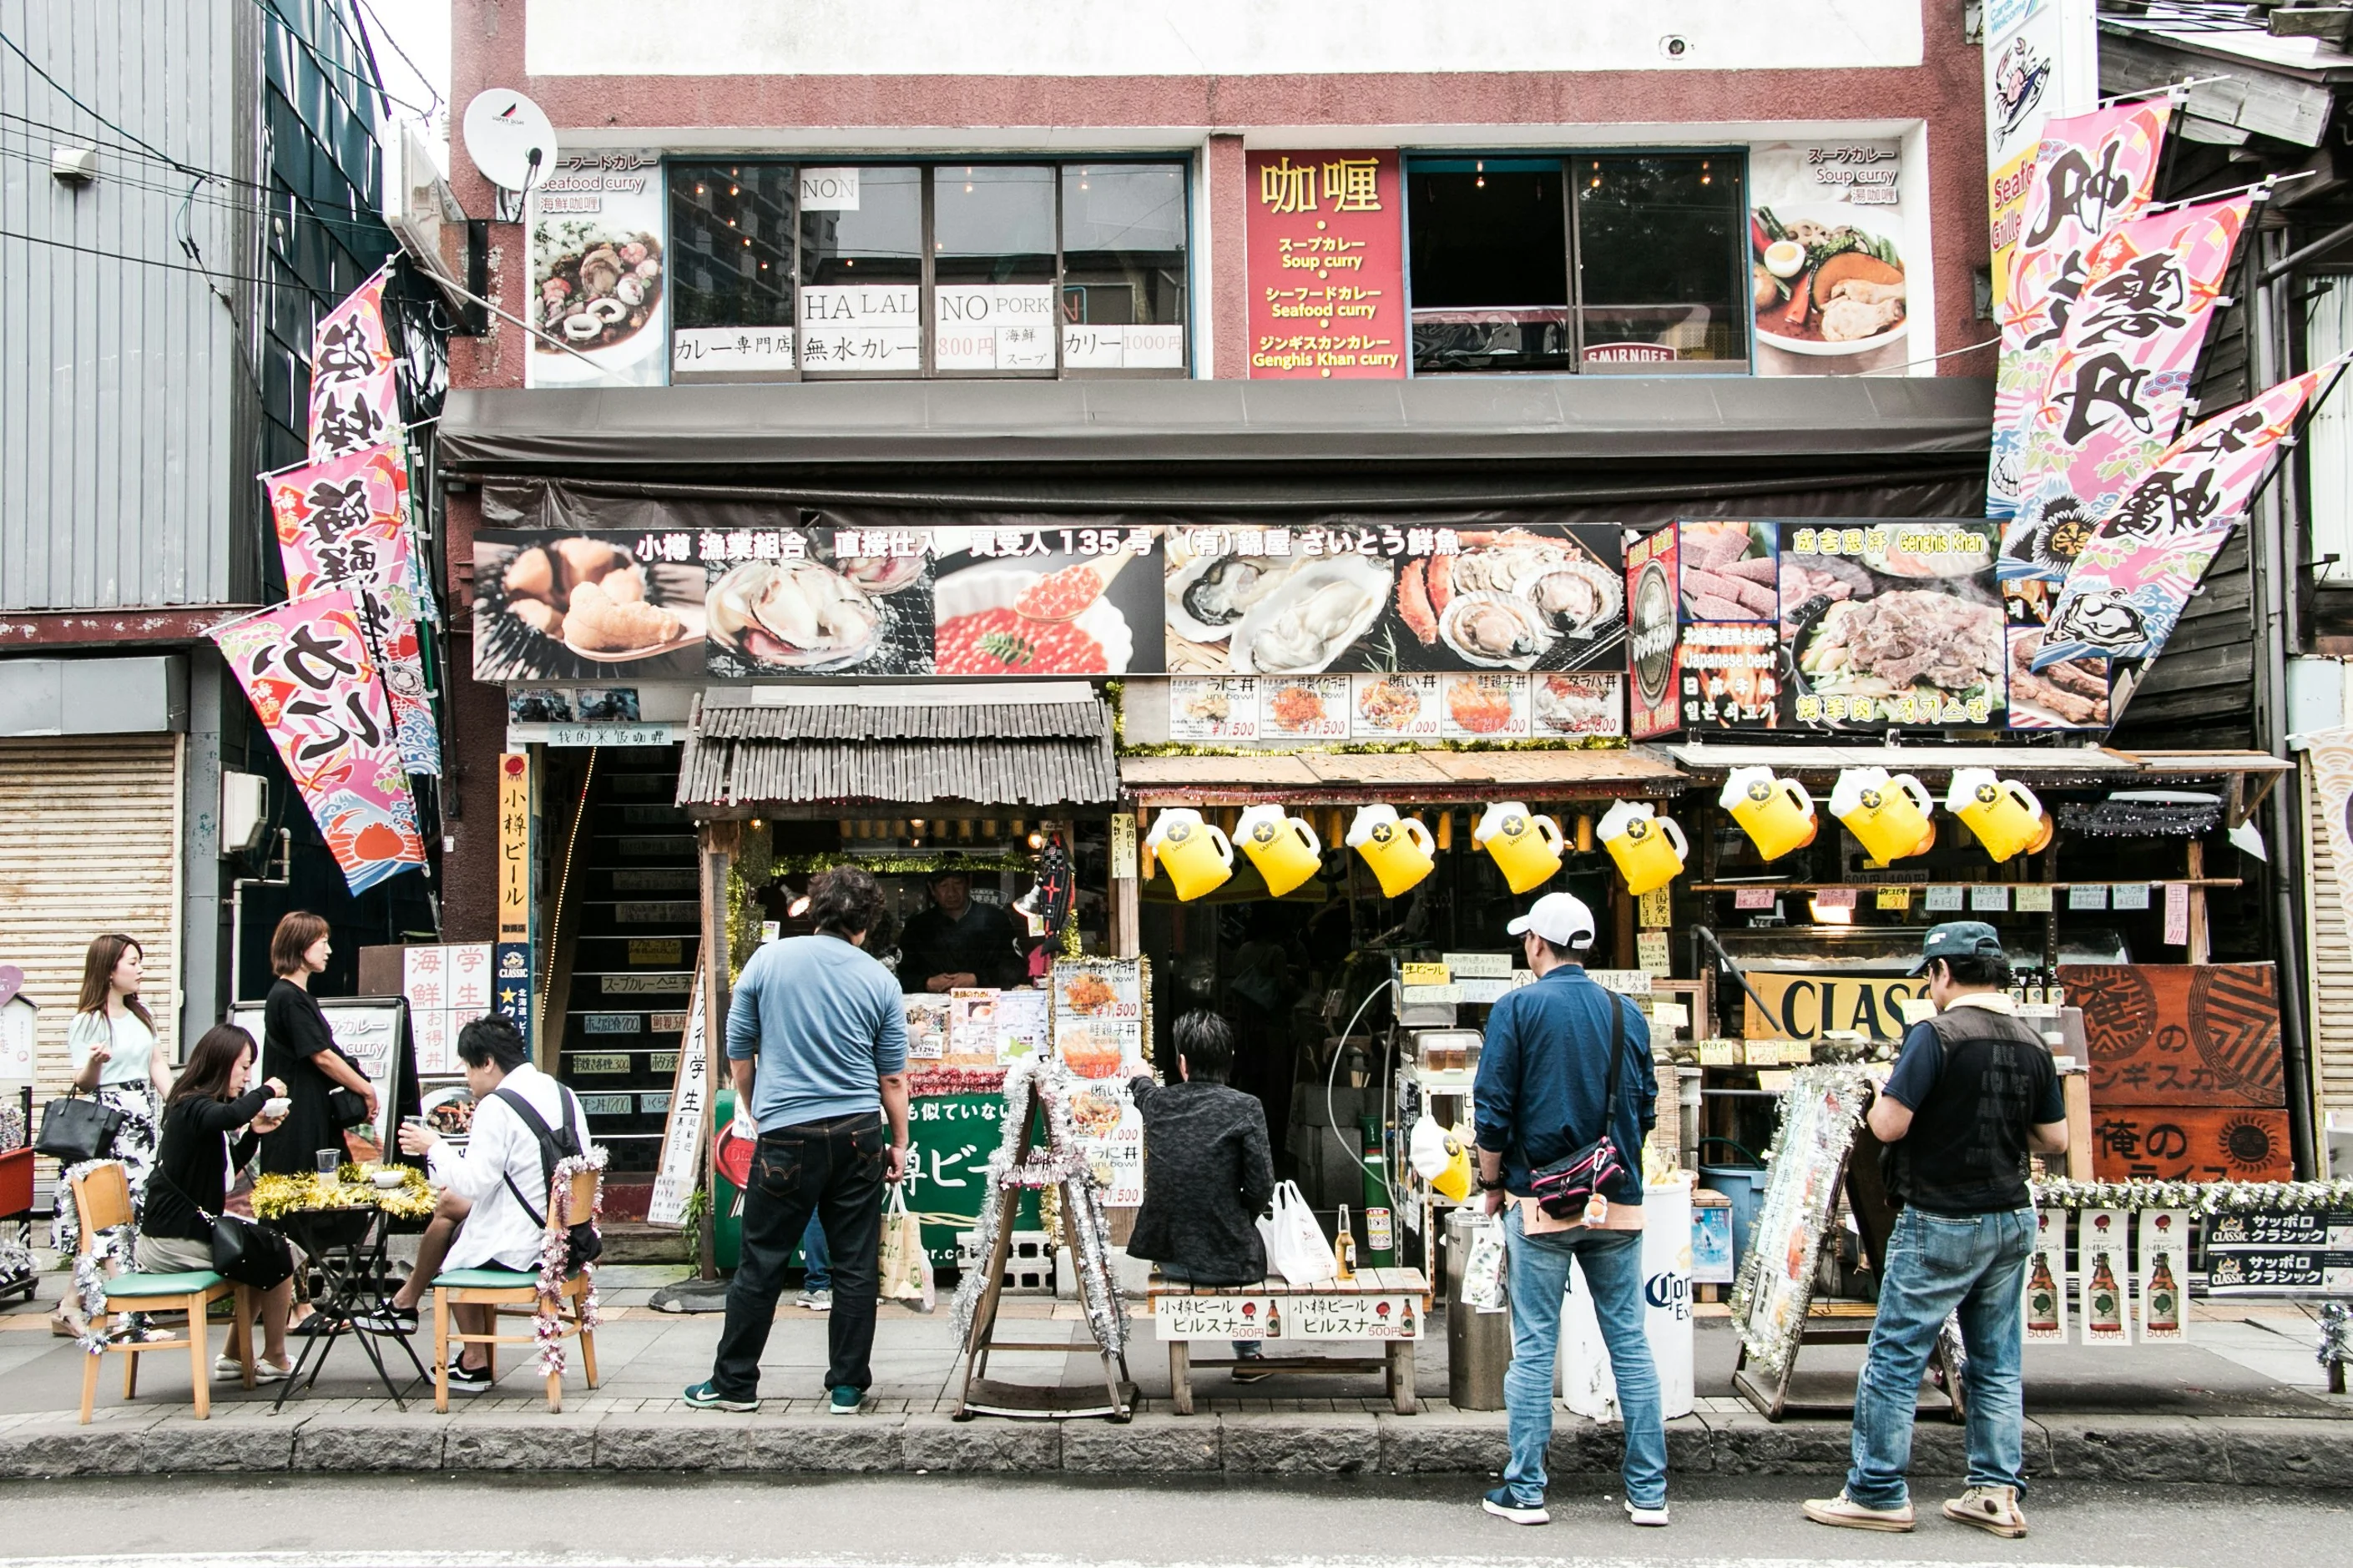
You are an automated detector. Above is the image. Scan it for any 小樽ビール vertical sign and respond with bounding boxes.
[497,752,531,943]
[1245,150,1406,379]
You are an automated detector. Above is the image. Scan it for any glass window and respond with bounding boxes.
[1061,164,1188,371]
[669,164,797,384]
[800,165,925,376]
[1407,161,1570,374]
[1575,154,1745,368]
[932,165,1058,373]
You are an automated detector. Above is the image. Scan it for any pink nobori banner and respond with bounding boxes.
[1999,195,2250,581]
[1987,101,2171,522]
[308,268,400,461]
[210,589,427,894]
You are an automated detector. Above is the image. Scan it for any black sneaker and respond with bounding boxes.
[356,1306,418,1334]
[444,1362,494,1395]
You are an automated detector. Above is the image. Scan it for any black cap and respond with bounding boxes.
[1910,920,2007,976]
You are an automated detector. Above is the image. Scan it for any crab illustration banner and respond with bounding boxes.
[2037,356,2353,666]
[1999,195,2249,582]
[210,591,427,894]
[1988,100,2171,522]
[308,265,400,461]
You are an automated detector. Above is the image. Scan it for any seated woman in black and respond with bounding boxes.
[139,1024,297,1381]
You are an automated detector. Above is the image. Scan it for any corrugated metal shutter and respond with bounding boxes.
[2303,759,2353,1127]
[0,736,183,1137]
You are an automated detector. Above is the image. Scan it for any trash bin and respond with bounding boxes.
[1563,1179,1696,1421]
[1699,1137,1770,1279]
[1445,1205,1510,1411]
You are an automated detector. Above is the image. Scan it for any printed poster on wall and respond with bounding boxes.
[1245,150,1406,378]
[210,591,427,894]
[309,265,400,460]
[1749,139,1919,377]
[2078,1207,2132,1344]
[527,151,668,388]
[2138,1208,2190,1342]
[2023,1207,2068,1342]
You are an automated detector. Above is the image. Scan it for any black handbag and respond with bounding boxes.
[326,1085,372,1129]
[152,1162,295,1290]
[36,1092,124,1164]
[1528,992,1632,1221]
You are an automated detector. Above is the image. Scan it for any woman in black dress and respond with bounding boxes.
[257,911,378,1176]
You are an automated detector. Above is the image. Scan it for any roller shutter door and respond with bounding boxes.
[2304,760,2353,1152]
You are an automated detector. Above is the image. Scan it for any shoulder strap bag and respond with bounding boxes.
[491,1086,603,1271]
[36,1089,124,1164]
[1527,992,1631,1222]
[149,1119,295,1289]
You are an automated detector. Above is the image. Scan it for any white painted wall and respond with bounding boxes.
[525,1,1923,78]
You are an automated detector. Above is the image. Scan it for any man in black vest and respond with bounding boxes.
[1805,921,2068,1540]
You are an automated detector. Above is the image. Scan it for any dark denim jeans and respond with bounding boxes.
[1846,1205,2036,1509]
[709,1112,886,1399]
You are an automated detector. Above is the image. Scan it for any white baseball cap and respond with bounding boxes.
[1506,891,1596,950]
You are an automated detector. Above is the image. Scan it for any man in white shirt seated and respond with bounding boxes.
[369,1014,593,1393]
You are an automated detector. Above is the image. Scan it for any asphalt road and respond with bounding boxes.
[1,1474,2348,1568]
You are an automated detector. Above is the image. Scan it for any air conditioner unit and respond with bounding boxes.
[381,124,468,309]
[221,772,268,856]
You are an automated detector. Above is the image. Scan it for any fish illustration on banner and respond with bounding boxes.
[1988,101,2171,522]
[2035,355,2353,667]
[308,266,400,461]
[210,591,427,893]
[2000,195,2250,581]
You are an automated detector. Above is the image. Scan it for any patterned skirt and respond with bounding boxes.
[48,1081,163,1264]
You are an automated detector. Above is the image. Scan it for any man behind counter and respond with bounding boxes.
[897,868,1024,993]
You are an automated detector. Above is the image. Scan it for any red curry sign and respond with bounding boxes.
[1245,150,1406,379]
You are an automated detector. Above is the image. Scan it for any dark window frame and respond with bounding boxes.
[666,156,1193,382]
[1402,149,1751,377]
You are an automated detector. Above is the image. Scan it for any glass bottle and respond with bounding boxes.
[2088,1252,2123,1334]
[1264,1300,1283,1339]
[2147,1254,2180,1334]
[1334,1203,1358,1281]
[2026,1252,2059,1334]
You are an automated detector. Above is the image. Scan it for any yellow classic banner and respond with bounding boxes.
[1740,971,1930,1042]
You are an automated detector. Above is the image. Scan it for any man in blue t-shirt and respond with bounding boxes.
[1805,921,2068,1541]
[686,865,908,1417]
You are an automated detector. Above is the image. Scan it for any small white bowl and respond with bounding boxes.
[263,1097,292,1120]
[370,1169,407,1190]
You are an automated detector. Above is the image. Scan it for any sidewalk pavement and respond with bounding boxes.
[2,1268,2348,1483]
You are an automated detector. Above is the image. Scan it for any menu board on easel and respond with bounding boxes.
[1050,956,1152,1207]
[227,995,412,1163]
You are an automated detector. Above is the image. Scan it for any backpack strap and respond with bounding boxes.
[492,1085,583,1231]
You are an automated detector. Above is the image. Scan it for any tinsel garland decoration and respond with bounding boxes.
[532,1147,608,1380]
[253,1166,438,1223]
[2319,1303,2352,1372]
[0,1234,33,1286]
[948,1055,1128,1358]
[2030,1178,2353,1214]
[0,1100,24,1152]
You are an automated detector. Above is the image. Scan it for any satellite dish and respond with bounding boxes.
[462,88,558,194]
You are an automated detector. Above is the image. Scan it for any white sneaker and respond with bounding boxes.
[1943,1485,2028,1538]
[1625,1500,1670,1527]
[1803,1490,1916,1532]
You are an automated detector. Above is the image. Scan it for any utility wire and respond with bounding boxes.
[0,28,201,174]
[0,109,265,192]
[249,0,438,122]
[0,227,341,302]
[0,138,399,241]
[351,0,446,114]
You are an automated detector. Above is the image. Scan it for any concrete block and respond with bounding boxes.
[1379,1412,1507,1473]
[144,1416,298,1472]
[0,1423,149,1479]
[293,1416,447,1471]
[2218,1419,2353,1488]
[901,1413,1060,1472]
[1709,1411,1855,1476]
[1221,1412,1378,1474]
[740,1414,905,1471]
[1063,1413,1219,1473]
[595,1412,757,1470]
[1546,1413,1713,1476]
[443,1414,604,1470]
[2044,1414,2229,1483]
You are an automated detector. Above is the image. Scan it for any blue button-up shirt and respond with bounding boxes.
[1472,964,1654,1203]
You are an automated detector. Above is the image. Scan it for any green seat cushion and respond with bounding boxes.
[105,1270,225,1298]
[432,1268,541,1291]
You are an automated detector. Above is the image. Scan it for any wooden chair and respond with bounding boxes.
[432,1162,601,1412]
[69,1162,254,1424]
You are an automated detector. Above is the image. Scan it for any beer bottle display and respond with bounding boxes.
[2148,1253,2181,1334]
[1264,1300,1283,1339]
[1334,1204,1358,1281]
[2088,1252,2123,1334]
[2027,1252,2060,1334]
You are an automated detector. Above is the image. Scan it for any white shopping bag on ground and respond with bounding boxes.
[878,1186,935,1311]
[1255,1179,1341,1284]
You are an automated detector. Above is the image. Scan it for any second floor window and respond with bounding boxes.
[670,159,1189,382]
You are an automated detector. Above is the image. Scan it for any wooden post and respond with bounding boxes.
[1111,806,1142,959]
[2063,1072,2095,1181]
[696,818,742,1283]
[2184,840,2210,964]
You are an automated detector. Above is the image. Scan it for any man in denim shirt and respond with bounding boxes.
[1472,893,1665,1529]
[1805,921,2067,1539]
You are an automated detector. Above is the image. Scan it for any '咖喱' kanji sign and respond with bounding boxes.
[1246,150,1406,379]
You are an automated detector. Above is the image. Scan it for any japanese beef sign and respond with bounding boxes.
[1245,150,1406,378]
[2059,963,2285,1108]
[211,591,427,894]
[308,265,399,460]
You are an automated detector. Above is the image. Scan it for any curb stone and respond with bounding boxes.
[902,1412,1060,1472]
[1378,1412,1509,1474]
[292,1415,447,1471]
[2218,1419,2353,1488]
[143,1415,299,1473]
[1221,1412,1379,1474]
[0,1420,153,1480]
[1548,1414,1716,1475]
[444,1414,603,1470]
[2045,1413,2231,1484]
[1062,1413,1219,1473]
[745,1414,906,1472]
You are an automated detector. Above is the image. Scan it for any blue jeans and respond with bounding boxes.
[1501,1203,1667,1509]
[800,1214,831,1293]
[1846,1205,2035,1509]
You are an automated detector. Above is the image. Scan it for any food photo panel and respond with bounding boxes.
[922,520,1165,677]
[703,525,935,678]
[472,530,709,682]
[1777,520,2007,732]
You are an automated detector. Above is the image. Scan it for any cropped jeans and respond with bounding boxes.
[1846,1204,2036,1509]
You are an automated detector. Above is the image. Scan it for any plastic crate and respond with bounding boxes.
[0,1147,32,1219]
[957,1228,1055,1293]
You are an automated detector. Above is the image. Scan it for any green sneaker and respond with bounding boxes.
[828,1385,863,1415]
[683,1379,759,1413]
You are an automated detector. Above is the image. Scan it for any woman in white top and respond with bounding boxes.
[48,934,173,1268]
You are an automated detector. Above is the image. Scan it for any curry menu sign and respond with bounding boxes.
[1245,150,1406,379]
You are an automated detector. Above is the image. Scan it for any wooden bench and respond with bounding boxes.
[1147,1267,1432,1415]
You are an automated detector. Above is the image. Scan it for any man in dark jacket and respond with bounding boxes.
[898,868,1024,993]
[1127,1010,1277,1377]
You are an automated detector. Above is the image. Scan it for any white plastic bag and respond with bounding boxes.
[878,1186,935,1311]
[1462,1215,1509,1313]
[1255,1179,1341,1285]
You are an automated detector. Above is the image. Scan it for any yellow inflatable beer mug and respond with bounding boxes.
[1830,767,1938,864]
[1472,800,1566,895]
[1596,799,1688,896]
[1946,769,2053,864]
[1721,765,1819,863]
[1233,804,1322,898]
[1346,804,1436,899]
[1144,807,1234,901]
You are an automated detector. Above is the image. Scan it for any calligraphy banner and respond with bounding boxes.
[2037,357,2353,665]
[1987,101,2170,522]
[210,591,427,894]
[308,266,399,461]
[2001,196,2249,581]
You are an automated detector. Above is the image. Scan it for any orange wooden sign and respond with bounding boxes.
[2058,962,2284,1107]
[2090,1105,2292,1182]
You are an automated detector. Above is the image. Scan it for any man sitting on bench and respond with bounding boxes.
[1128,1009,1277,1381]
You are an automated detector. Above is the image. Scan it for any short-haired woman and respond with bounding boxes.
[141,1025,300,1380]
[256,912,379,1176]
[48,934,174,1334]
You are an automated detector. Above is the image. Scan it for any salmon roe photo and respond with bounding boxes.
[1013,563,1099,619]
[935,607,1108,674]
